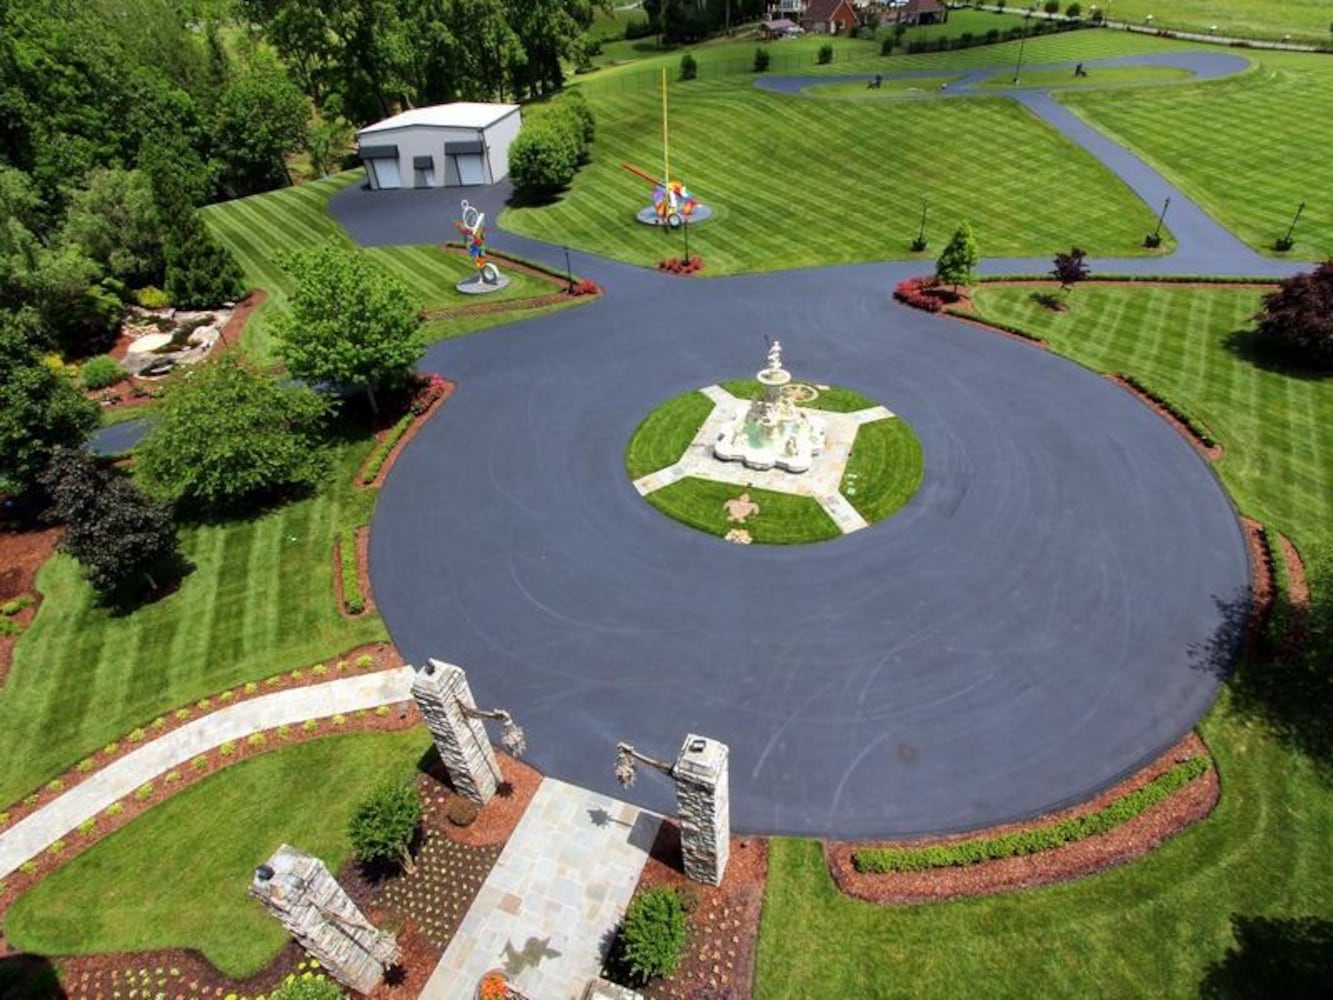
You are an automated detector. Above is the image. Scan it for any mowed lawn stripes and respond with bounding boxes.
[504,74,1160,272]
[1062,51,1333,259]
[971,284,1333,550]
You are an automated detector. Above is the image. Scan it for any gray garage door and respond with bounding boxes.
[372,158,401,189]
[455,154,486,186]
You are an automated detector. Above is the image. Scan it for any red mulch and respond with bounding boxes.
[423,752,543,849]
[0,644,403,844]
[1240,516,1275,653]
[0,525,60,689]
[356,380,456,490]
[625,824,767,1000]
[825,732,1218,905]
[1277,533,1310,608]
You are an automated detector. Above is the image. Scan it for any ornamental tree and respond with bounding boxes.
[275,243,424,413]
[41,448,182,600]
[136,356,328,513]
[935,222,980,293]
[1051,246,1091,294]
[0,316,99,495]
[348,778,423,873]
[1254,260,1333,369]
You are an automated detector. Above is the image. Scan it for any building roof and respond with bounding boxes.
[762,18,798,29]
[357,102,520,136]
[803,0,856,22]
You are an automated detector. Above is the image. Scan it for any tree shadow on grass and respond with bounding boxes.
[1200,915,1333,999]
[1222,327,1333,382]
[1194,572,1333,782]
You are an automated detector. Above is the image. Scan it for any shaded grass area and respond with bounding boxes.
[840,419,924,525]
[756,688,1333,997]
[0,428,383,806]
[624,390,715,480]
[977,64,1192,89]
[646,479,840,544]
[970,284,1333,553]
[202,174,569,363]
[1061,51,1333,258]
[4,729,430,978]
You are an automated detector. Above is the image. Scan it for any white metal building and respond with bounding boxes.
[356,102,522,190]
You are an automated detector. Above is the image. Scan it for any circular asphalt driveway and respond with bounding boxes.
[370,262,1249,839]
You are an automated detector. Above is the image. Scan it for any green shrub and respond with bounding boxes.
[853,756,1211,873]
[0,619,22,637]
[360,414,412,485]
[508,122,579,196]
[340,527,366,614]
[753,46,771,72]
[267,973,344,1000]
[1,595,34,616]
[561,89,596,145]
[615,886,688,984]
[348,777,422,871]
[134,286,171,309]
[80,355,127,390]
[679,53,698,81]
[355,654,374,669]
[817,43,834,65]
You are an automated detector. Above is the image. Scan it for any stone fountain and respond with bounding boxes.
[713,341,825,473]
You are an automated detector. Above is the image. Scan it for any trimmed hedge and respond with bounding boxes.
[853,755,1211,873]
[509,95,596,196]
[360,414,412,485]
[339,526,366,615]
[1115,373,1217,448]
[978,274,1279,285]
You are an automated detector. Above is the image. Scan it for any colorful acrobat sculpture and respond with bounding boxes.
[453,200,508,294]
[623,69,712,228]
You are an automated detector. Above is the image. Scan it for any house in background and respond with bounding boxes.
[880,0,949,26]
[356,102,521,191]
[761,17,804,38]
[801,0,859,34]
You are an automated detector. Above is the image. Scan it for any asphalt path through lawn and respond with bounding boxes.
[330,54,1308,837]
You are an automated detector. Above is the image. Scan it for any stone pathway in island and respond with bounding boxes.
[0,668,416,880]
[422,777,661,1000]
[631,384,893,535]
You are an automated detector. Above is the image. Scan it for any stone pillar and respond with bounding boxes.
[410,658,500,805]
[672,734,730,886]
[249,844,399,995]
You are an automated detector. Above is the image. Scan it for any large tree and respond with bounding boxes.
[58,167,165,288]
[136,355,328,512]
[1254,260,1333,369]
[212,57,310,198]
[935,221,980,294]
[0,314,99,494]
[275,243,424,412]
[41,447,182,600]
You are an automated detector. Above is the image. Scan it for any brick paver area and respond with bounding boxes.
[422,777,661,1000]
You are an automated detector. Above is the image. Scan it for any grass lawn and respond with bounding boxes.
[839,419,924,525]
[0,429,385,806]
[756,282,1333,994]
[1100,0,1333,43]
[646,479,840,544]
[976,64,1193,89]
[802,77,961,99]
[4,729,432,978]
[624,390,714,480]
[203,174,574,364]
[507,44,1168,272]
[970,284,1333,552]
[1061,51,1333,259]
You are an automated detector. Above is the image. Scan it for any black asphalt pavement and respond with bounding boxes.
[338,54,1294,836]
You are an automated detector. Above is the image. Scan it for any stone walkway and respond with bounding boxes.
[631,384,894,535]
[0,667,416,880]
[422,778,660,1000]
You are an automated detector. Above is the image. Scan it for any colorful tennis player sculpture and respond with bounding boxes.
[454,200,501,285]
[623,68,707,228]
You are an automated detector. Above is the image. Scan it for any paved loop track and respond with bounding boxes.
[342,52,1305,838]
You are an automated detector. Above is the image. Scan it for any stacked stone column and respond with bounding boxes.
[410,658,501,805]
[249,844,399,994]
[672,734,730,886]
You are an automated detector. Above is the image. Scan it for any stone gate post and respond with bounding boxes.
[672,734,730,887]
[410,658,501,805]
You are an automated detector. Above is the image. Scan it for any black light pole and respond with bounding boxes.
[1013,12,1032,83]
[563,245,573,292]
[913,198,929,251]
[1146,196,1170,247]
[683,219,691,263]
[1277,200,1305,251]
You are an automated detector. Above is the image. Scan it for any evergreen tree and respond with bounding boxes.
[935,222,980,293]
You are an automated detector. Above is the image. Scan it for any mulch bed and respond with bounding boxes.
[825,732,1218,906]
[0,644,403,844]
[1276,532,1310,608]
[0,524,60,689]
[356,380,456,490]
[1240,516,1276,653]
[620,823,768,1000]
[423,752,543,849]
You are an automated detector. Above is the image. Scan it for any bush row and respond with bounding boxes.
[340,526,366,615]
[853,755,1211,873]
[893,19,1086,56]
[508,92,596,197]
[360,414,412,486]
[1115,373,1218,448]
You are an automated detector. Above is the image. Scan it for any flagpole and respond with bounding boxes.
[661,67,670,182]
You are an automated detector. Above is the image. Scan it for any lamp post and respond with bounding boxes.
[912,198,929,252]
[1145,195,1170,247]
[563,245,573,292]
[1276,201,1305,251]
[1013,10,1034,84]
